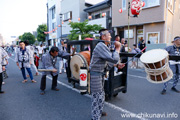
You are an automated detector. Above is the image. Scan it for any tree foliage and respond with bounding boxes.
[21,32,35,44]
[37,24,47,42]
[68,20,103,40]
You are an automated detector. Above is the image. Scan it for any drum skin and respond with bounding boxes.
[70,51,90,80]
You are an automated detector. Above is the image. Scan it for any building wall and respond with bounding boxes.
[112,0,165,27]
[47,0,57,46]
[61,0,87,36]
[88,17,106,28]
[165,0,180,45]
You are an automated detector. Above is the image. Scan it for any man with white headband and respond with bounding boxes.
[161,36,180,95]
[89,29,125,120]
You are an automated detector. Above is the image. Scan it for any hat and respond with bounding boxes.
[172,36,180,43]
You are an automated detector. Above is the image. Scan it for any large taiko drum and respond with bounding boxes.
[70,51,90,80]
[140,49,173,83]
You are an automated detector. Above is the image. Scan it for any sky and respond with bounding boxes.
[0,0,104,44]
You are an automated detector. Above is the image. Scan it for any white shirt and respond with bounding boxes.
[38,46,44,54]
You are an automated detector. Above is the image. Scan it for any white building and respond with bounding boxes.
[61,0,90,40]
[47,0,61,47]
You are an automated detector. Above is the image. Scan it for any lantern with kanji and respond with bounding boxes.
[131,0,144,16]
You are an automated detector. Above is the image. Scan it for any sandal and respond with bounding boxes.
[22,80,28,83]
[31,80,37,83]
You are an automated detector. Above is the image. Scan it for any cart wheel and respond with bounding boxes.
[122,90,127,93]
[113,93,118,97]
[80,92,86,95]
[105,95,110,101]
[72,82,75,88]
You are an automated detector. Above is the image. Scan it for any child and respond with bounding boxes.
[34,52,40,69]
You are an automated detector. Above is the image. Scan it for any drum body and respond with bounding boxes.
[140,49,173,83]
[70,51,90,80]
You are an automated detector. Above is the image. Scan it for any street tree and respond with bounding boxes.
[68,20,103,40]
[21,32,35,44]
[37,24,47,42]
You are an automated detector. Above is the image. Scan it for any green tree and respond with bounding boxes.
[21,32,35,44]
[37,24,47,42]
[68,20,103,40]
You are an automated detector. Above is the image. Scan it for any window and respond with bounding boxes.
[124,29,133,38]
[94,14,100,19]
[52,7,55,19]
[146,32,160,44]
[143,0,160,8]
[63,11,72,21]
[122,0,126,10]
[52,23,56,33]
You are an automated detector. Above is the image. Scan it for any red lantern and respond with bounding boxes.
[119,9,122,13]
[53,29,55,31]
[58,25,61,27]
[131,0,143,16]
[62,21,64,24]
[78,18,80,21]
[55,27,57,30]
[102,13,106,17]
[142,1,145,7]
[69,19,71,22]
[88,16,92,19]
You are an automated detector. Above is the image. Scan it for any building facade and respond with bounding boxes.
[112,0,180,48]
[47,0,61,47]
[60,0,88,40]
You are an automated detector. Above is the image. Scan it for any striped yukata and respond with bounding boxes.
[89,42,119,120]
[0,47,8,92]
[163,45,180,90]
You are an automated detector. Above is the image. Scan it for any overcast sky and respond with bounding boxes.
[0,0,104,44]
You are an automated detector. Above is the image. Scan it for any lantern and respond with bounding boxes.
[88,16,92,19]
[53,29,55,31]
[131,0,143,16]
[55,27,57,30]
[142,1,145,7]
[102,13,106,17]
[119,9,123,13]
[58,25,61,27]
[62,21,64,24]
[69,19,71,22]
[78,18,80,21]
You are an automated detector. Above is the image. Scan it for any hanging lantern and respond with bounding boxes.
[119,9,123,13]
[142,1,145,7]
[62,21,64,24]
[55,27,57,30]
[102,13,106,17]
[58,25,61,27]
[53,29,55,31]
[69,19,71,22]
[131,0,143,16]
[88,16,92,19]
[78,18,80,21]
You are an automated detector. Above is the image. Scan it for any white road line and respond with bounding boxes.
[10,58,148,120]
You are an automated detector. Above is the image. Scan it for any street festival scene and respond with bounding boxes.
[0,0,180,120]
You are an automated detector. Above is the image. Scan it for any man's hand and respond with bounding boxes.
[52,69,57,73]
[2,66,5,71]
[117,63,125,69]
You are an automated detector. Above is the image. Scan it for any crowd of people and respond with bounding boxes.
[0,29,180,120]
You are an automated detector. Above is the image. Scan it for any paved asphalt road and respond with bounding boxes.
[0,55,180,120]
